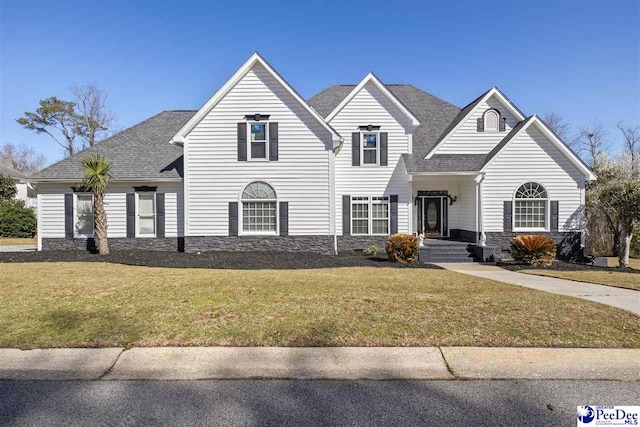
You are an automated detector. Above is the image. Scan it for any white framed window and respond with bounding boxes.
[249,122,268,160]
[484,110,499,131]
[361,132,379,165]
[136,193,156,237]
[514,182,548,231]
[75,193,94,237]
[351,196,389,235]
[241,181,277,234]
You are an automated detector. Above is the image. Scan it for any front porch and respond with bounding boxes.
[418,238,495,263]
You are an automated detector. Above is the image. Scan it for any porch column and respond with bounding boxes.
[475,173,486,245]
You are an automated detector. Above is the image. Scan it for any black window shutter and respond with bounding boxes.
[156,193,165,238]
[237,122,247,161]
[503,201,513,232]
[380,132,388,166]
[390,195,398,234]
[499,117,506,132]
[269,122,278,161]
[64,193,74,239]
[477,117,484,132]
[342,195,351,236]
[351,133,360,166]
[126,193,136,237]
[229,202,238,236]
[279,201,288,236]
[550,201,559,232]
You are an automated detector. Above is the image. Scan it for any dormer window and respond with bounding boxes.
[485,110,499,131]
[478,109,505,132]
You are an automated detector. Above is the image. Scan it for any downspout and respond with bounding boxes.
[329,147,337,255]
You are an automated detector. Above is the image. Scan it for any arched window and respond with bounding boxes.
[484,109,499,131]
[514,182,548,230]
[241,181,277,233]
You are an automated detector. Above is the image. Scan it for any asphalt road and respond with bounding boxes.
[1,380,638,426]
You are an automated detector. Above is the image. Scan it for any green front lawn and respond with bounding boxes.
[0,263,638,349]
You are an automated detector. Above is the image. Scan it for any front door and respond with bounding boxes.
[423,197,441,237]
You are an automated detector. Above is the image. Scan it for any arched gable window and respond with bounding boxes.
[514,182,548,230]
[241,181,277,233]
[484,109,500,131]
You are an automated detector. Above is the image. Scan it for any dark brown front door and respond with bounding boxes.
[423,197,441,237]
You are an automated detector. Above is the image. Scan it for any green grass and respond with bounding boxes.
[0,263,638,349]
[0,237,36,246]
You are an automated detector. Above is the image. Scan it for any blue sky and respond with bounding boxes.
[1,0,638,165]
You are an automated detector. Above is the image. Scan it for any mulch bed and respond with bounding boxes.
[498,260,639,274]
[0,250,439,270]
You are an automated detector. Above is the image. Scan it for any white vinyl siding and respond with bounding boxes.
[331,81,413,235]
[184,63,333,236]
[482,125,585,232]
[436,95,519,154]
[37,182,184,238]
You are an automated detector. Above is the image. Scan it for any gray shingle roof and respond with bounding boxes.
[483,116,533,167]
[401,153,487,173]
[308,84,460,158]
[32,110,196,181]
[0,164,26,180]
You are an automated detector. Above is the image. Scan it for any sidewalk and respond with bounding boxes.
[437,263,640,315]
[1,347,638,381]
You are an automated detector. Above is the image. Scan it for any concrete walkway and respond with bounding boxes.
[0,347,638,381]
[0,244,36,252]
[437,263,640,315]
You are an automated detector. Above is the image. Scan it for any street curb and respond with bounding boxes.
[1,347,638,381]
[0,348,124,380]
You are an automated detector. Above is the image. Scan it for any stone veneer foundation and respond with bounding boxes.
[184,235,335,255]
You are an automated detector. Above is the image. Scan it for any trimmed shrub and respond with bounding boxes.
[0,199,37,238]
[0,173,17,201]
[511,234,556,267]
[386,233,419,264]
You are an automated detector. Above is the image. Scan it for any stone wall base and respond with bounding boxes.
[337,236,389,252]
[484,231,584,262]
[184,235,334,255]
[41,238,182,252]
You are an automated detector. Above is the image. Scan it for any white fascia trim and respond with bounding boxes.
[409,171,480,176]
[481,115,597,180]
[425,86,526,159]
[170,52,342,146]
[29,178,184,183]
[325,72,421,127]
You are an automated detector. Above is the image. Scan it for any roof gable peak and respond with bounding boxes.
[170,52,341,145]
[325,72,420,126]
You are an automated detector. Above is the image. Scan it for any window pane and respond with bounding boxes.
[372,204,388,219]
[251,124,266,141]
[515,201,546,229]
[363,150,377,164]
[77,216,93,235]
[139,194,155,215]
[139,217,155,235]
[352,219,368,235]
[251,141,266,159]
[352,203,368,219]
[363,133,377,148]
[76,195,93,235]
[372,219,388,234]
[243,201,276,232]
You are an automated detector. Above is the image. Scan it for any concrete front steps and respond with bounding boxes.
[419,240,480,263]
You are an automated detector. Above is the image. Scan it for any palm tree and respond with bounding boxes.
[81,154,112,256]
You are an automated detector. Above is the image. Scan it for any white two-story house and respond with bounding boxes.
[31,53,595,259]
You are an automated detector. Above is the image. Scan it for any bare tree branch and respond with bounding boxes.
[71,83,115,148]
[617,121,640,180]
[542,111,572,146]
[0,143,47,173]
[574,122,610,171]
